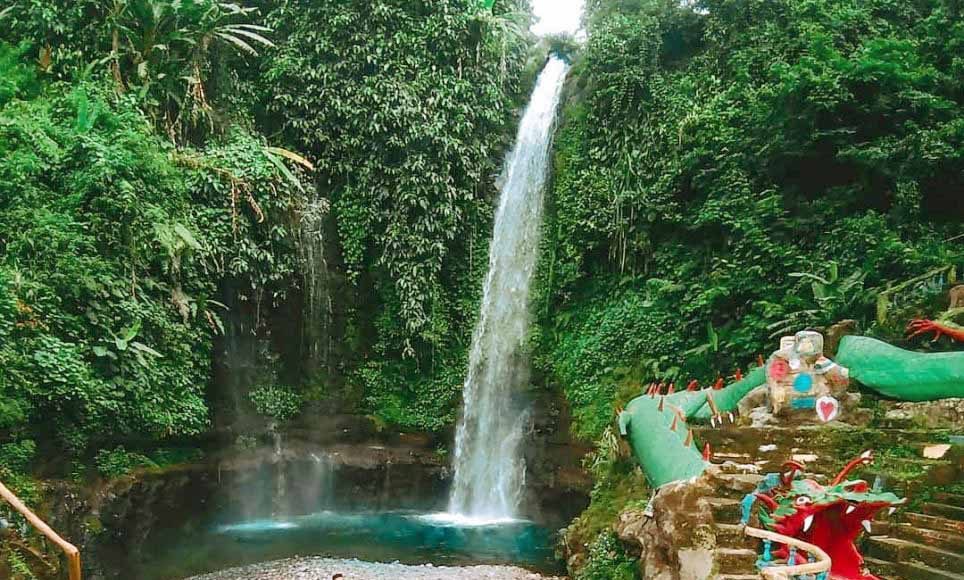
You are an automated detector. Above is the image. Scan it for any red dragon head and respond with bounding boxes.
[755,451,905,580]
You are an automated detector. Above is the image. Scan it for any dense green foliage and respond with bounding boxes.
[0,0,538,473]
[257,0,536,429]
[0,0,273,140]
[0,35,307,461]
[1,1,963,578]
[538,0,963,441]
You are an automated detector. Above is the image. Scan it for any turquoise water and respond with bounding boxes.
[132,510,562,579]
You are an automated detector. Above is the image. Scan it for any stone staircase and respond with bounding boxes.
[708,473,763,578]
[864,492,964,580]
[691,424,962,579]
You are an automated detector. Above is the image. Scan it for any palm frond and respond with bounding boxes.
[221,25,275,48]
[215,31,260,55]
[265,146,314,170]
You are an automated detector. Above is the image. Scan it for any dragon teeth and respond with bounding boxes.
[803,515,814,532]
[846,505,856,515]
[888,507,896,516]
[862,520,872,533]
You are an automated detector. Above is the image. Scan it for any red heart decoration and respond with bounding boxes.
[816,397,838,422]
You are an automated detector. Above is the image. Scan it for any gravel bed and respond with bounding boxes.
[186,557,565,580]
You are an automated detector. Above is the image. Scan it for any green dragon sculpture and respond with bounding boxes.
[616,331,959,579]
[618,336,964,488]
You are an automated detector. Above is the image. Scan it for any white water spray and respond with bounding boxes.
[447,58,569,521]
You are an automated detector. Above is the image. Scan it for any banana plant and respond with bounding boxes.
[769,261,869,337]
[789,261,867,309]
[106,0,273,136]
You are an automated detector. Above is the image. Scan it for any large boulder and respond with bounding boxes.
[615,473,717,580]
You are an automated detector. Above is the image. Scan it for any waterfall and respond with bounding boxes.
[448,57,569,520]
[297,198,332,379]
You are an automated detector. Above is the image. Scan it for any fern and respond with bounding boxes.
[6,550,38,580]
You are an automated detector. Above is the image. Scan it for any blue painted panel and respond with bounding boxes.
[791,397,815,410]
[793,373,814,392]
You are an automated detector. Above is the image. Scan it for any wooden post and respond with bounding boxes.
[0,480,81,580]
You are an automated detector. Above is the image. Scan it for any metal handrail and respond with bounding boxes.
[0,480,81,580]
[743,525,831,580]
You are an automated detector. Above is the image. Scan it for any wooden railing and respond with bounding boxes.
[0,480,81,580]
[743,526,831,580]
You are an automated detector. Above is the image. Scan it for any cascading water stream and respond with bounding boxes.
[447,57,569,521]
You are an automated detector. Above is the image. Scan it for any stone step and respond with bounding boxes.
[694,426,954,463]
[713,472,764,494]
[868,520,892,535]
[715,547,758,574]
[711,472,767,500]
[905,511,964,535]
[867,536,964,571]
[718,575,759,580]
[714,523,757,549]
[924,502,964,522]
[869,556,964,580]
[934,492,964,508]
[919,443,955,460]
[894,521,964,552]
[863,556,899,579]
[708,497,742,524]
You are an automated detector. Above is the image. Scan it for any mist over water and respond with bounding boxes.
[448,57,570,520]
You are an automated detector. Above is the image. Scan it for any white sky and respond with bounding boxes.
[530,0,585,36]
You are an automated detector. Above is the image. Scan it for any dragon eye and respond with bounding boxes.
[795,495,812,506]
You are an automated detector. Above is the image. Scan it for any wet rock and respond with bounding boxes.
[615,473,717,580]
[185,557,563,580]
[883,398,964,429]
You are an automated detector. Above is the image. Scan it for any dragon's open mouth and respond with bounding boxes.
[772,489,903,580]
[792,500,893,579]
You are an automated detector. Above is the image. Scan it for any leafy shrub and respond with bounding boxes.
[94,446,156,478]
[264,0,531,352]
[0,42,36,106]
[0,440,36,473]
[248,385,303,422]
[575,531,640,580]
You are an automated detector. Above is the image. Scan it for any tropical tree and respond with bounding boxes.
[0,0,273,139]
[105,0,273,138]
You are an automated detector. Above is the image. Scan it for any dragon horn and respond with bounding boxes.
[832,450,874,485]
[754,493,779,511]
[667,383,675,394]
[781,460,805,486]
